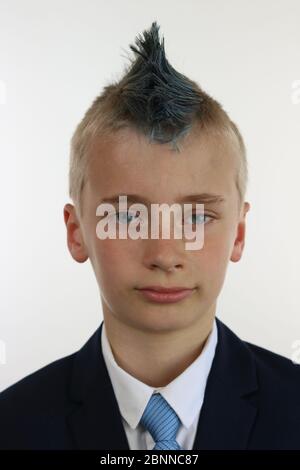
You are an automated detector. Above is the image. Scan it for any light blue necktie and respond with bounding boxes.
[140,392,183,450]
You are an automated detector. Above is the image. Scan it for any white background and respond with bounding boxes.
[1,0,300,391]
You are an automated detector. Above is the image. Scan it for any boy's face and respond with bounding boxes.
[64,126,250,333]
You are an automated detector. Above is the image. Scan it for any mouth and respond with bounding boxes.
[135,286,196,304]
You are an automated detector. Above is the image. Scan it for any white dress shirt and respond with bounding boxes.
[101,318,218,450]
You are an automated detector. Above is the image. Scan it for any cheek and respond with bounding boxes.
[197,230,233,281]
[92,239,137,287]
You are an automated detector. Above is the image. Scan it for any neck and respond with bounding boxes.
[102,305,216,388]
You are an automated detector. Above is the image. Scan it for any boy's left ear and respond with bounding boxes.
[230,202,251,263]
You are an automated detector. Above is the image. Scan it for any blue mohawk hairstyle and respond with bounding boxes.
[95,21,226,152]
[118,21,204,149]
[69,21,248,216]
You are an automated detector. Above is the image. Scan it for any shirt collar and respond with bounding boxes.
[101,318,218,430]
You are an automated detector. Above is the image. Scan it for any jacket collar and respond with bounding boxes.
[192,318,258,450]
[67,317,258,450]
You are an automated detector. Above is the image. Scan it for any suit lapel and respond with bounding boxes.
[192,318,258,450]
[67,322,130,450]
[67,318,258,450]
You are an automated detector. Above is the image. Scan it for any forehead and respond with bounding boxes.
[84,126,239,205]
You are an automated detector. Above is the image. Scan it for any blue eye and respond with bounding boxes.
[115,211,141,224]
[185,213,212,225]
[112,211,212,226]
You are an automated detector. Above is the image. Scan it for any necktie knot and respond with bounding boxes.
[140,392,182,450]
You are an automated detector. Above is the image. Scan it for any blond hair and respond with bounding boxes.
[69,21,248,217]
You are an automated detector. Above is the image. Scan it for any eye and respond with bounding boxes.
[114,210,142,224]
[184,212,214,225]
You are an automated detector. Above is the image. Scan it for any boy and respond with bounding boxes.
[0,21,299,450]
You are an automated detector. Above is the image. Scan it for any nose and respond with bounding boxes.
[142,237,185,273]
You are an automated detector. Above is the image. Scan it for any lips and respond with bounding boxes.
[136,286,196,304]
[137,286,193,293]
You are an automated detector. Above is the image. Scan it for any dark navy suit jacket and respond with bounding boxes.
[0,318,300,450]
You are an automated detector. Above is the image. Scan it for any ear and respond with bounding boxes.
[63,203,89,263]
[230,202,250,263]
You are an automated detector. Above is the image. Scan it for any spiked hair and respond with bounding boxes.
[69,21,248,217]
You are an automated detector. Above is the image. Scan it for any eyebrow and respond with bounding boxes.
[99,193,226,205]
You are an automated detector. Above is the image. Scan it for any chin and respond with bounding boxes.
[133,308,195,332]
